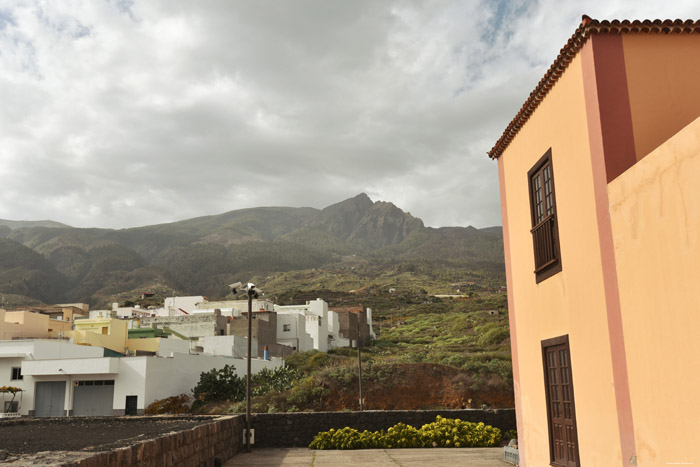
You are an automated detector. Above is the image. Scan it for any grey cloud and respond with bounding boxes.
[2,0,700,229]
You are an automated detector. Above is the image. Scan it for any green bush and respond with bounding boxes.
[251,366,300,396]
[192,364,245,408]
[284,350,334,373]
[477,325,509,346]
[309,416,501,449]
[145,394,192,414]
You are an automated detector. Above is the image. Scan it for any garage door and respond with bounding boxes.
[72,380,115,416]
[35,381,66,417]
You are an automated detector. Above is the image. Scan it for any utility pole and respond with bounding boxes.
[357,318,364,411]
[246,287,253,452]
[229,281,260,454]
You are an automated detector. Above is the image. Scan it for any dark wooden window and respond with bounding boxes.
[528,149,561,282]
[542,335,580,467]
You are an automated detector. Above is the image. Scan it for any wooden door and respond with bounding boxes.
[543,335,580,466]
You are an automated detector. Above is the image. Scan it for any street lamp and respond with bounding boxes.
[228,281,261,453]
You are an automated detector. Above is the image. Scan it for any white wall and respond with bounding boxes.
[142,354,282,410]
[199,335,253,358]
[196,299,274,317]
[156,338,191,357]
[276,299,329,352]
[366,307,376,339]
[89,310,115,319]
[164,296,206,314]
[276,313,313,352]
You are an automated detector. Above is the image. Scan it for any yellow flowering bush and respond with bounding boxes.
[309,416,501,450]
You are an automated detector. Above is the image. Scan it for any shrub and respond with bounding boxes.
[192,364,245,408]
[309,416,501,449]
[477,326,509,346]
[145,394,192,415]
[251,366,300,396]
[284,350,333,373]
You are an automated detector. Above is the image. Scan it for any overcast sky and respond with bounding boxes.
[1,1,698,230]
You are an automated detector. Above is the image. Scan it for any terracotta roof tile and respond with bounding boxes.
[488,16,700,159]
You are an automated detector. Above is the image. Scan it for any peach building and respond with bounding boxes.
[490,17,700,467]
[0,309,50,340]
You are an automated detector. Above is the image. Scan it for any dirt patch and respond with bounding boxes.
[321,363,514,411]
[0,415,217,456]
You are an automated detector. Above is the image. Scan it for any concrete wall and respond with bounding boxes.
[196,299,274,316]
[164,296,205,314]
[608,115,700,467]
[199,335,250,359]
[251,409,516,448]
[228,312,278,356]
[140,312,228,338]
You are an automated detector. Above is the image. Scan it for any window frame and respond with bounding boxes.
[11,367,23,381]
[528,149,562,283]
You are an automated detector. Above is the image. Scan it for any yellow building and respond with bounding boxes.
[490,17,700,467]
[71,318,130,355]
[71,318,169,355]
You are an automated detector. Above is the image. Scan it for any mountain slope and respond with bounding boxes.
[0,194,504,307]
[0,219,71,230]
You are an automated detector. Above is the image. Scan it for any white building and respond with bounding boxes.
[0,339,281,417]
[274,299,329,352]
[195,299,275,317]
[197,335,255,359]
[163,296,207,315]
[275,313,314,352]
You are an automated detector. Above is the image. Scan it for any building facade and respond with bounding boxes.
[1,339,281,417]
[491,17,700,467]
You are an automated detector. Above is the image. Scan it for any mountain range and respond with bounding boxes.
[0,194,503,308]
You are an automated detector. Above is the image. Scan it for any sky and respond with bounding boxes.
[1,1,699,230]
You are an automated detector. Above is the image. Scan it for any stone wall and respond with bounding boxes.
[251,409,515,448]
[68,415,244,467]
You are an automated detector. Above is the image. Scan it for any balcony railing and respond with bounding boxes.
[531,214,558,273]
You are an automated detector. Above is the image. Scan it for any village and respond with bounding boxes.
[0,296,374,417]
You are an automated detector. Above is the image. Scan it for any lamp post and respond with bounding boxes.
[357,318,364,411]
[229,282,260,453]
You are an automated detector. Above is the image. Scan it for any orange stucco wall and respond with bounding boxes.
[608,115,700,467]
[499,53,622,465]
[623,34,700,162]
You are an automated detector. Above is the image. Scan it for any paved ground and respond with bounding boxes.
[225,447,507,466]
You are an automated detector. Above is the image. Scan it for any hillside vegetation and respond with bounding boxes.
[2,195,512,411]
